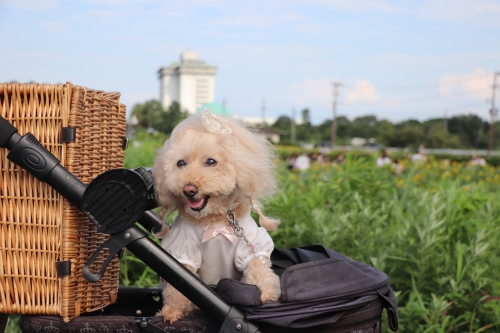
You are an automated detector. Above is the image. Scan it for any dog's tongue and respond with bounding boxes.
[189,198,204,209]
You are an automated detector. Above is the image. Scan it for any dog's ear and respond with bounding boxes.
[226,124,277,199]
[217,117,281,230]
[152,142,179,222]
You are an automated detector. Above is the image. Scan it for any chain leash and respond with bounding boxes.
[227,209,266,263]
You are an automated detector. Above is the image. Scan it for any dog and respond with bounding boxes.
[152,109,281,323]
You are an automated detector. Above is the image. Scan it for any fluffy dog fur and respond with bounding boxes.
[152,111,281,323]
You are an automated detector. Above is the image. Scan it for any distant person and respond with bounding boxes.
[391,158,403,174]
[317,152,327,164]
[319,145,331,154]
[311,152,318,163]
[294,152,311,171]
[410,152,426,162]
[332,154,345,165]
[469,154,486,166]
[376,150,391,166]
[286,153,297,170]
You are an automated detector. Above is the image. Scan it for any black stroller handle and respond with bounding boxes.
[0,115,261,333]
[0,115,19,148]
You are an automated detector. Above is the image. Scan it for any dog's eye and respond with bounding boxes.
[206,158,217,166]
[177,160,186,168]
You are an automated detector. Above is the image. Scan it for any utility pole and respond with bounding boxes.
[331,82,341,147]
[488,72,499,157]
[291,108,296,143]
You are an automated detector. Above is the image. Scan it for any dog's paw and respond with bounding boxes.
[259,273,281,302]
[157,305,188,324]
[242,257,281,302]
[158,284,197,324]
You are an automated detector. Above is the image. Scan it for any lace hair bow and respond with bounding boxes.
[201,109,232,134]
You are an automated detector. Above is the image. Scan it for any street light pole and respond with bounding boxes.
[487,72,499,157]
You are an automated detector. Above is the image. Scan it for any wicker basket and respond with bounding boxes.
[0,82,126,322]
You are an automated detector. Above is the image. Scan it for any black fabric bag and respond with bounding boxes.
[20,246,398,333]
[217,245,399,332]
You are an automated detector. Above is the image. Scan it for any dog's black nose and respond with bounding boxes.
[183,184,198,197]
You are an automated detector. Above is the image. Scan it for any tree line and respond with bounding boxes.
[131,100,499,150]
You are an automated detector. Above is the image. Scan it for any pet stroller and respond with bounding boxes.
[0,85,398,333]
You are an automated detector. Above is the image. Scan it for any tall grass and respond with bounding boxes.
[266,156,500,332]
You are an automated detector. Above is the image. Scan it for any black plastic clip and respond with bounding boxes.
[61,127,76,143]
[122,137,129,150]
[55,260,71,278]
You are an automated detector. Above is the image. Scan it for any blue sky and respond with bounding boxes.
[1,0,499,124]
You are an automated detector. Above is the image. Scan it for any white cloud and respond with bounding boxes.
[439,69,494,102]
[345,80,380,103]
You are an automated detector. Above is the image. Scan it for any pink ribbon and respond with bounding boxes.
[202,225,239,246]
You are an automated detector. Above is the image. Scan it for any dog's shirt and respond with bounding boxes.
[160,214,274,286]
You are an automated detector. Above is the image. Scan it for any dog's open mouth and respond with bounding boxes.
[188,196,210,211]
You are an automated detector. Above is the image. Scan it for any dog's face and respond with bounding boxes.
[158,128,238,219]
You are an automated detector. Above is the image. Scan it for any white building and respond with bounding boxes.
[158,51,217,114]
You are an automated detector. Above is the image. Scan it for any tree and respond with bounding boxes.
[335,116,351,140]
[268,110,492,149]
[350,115,379,139]
[131,100,188,135]
[385,125,424,148]
[159,101,189,134]
[424,124,461,148]
[378,120,395,147]
[131,99,164,129]
[273,116,292,130]
[447,115,488,148]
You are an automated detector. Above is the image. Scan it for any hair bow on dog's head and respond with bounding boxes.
[201,109,232,134]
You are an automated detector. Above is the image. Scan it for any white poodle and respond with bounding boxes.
[152,109,281,323]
